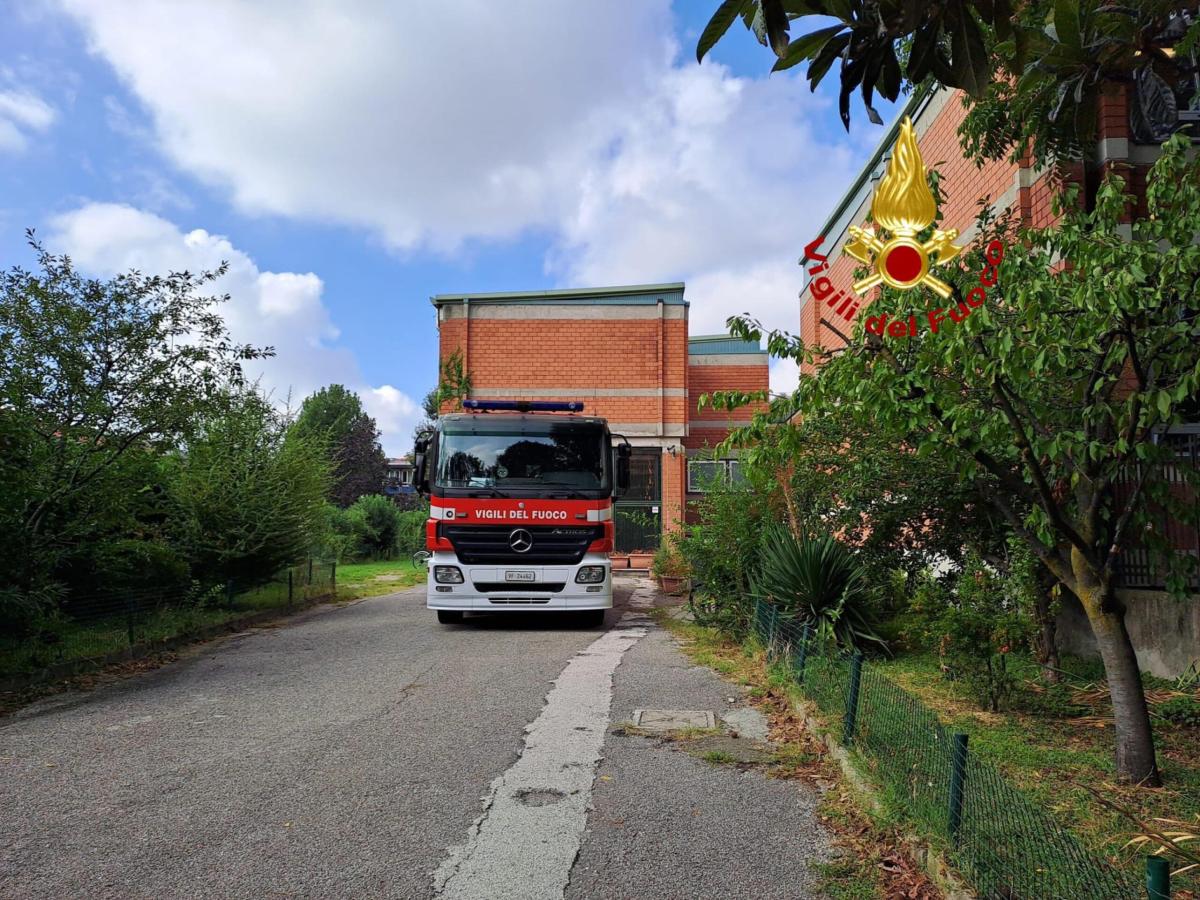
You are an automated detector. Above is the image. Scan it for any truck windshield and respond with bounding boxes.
[436,425,607,490]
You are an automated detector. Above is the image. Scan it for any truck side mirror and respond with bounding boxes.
[413,434,432,497]
[616,443,631,493]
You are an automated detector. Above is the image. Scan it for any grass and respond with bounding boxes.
[873,649,1200,889]
[333,558,426,601]
[0,557,401,681]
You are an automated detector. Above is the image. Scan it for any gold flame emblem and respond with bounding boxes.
[843,117,960,299]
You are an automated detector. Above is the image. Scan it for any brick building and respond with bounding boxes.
[801,83,1157,370]
[432,283,767,553]
[805,83,1200,676]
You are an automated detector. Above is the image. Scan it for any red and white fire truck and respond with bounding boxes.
[413,400,630,626]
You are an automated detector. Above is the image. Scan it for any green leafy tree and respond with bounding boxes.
[0,235,264,607]
[293,384,387,508]
[411,348,474,454]
[697,0,1199,165]
[171,392,329,589]
[718,136,1200,785]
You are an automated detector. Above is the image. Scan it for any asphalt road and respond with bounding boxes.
[1,577,829,899]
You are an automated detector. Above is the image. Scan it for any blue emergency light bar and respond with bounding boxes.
[462,400,585,413]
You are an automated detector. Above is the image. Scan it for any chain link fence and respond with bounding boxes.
[1,559,336,686]
[751,598,1146,900]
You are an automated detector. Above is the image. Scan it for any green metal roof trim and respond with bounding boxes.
[687,334,764,355]
[430,282,686,307]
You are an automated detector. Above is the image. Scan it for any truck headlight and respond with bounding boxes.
[434,566,464,584]
[575,566,606,584]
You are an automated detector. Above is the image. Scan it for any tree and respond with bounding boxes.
[697,0,1199,165]
[410,348,474,453]
[292,385,387,507]
[0,235,264,603]
[718,136,1200,784]
[171,392,329,589]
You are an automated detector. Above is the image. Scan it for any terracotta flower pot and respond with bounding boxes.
[611,555,630,570]
[628,552,654,569]
[657,575,689,596]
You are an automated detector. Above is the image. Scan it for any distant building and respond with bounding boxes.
[431,283,768,552]
[384,455,416,496]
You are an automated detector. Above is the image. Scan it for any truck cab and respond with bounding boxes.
[413,401,629,626]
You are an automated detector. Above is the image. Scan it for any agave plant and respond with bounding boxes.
[751,525,885,651]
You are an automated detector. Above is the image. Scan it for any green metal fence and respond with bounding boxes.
[1,559,336,685]
[751,598,1146,900]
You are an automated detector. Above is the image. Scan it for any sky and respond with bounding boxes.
[0,1,899,455]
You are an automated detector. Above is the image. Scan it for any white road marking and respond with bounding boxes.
[432,615,648,900]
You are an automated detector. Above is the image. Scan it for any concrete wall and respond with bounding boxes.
[1056,589,1200,679]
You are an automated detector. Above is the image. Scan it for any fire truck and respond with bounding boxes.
[413,400,630,626]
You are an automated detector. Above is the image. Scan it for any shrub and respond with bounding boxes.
[651,540,688,579]
[396,508,428,557]
[752,525,885,651]
[905,554,1033,712]
[345,494,402,559]
[676,482,770,636]
[171,392,330,589]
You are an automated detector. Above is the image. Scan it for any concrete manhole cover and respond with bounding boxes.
[631,709,716,732]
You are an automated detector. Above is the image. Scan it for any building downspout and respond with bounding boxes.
[657,298,665,435]
[463,297,471,391]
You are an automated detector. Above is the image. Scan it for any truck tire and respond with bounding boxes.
[580,609,606,628]
[437,610,464,625]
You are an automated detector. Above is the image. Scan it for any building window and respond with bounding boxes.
[687,458,742,493]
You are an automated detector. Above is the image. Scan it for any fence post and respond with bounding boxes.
[308,556,313,585]
[948,733,969,845]
[794,623,811,684]
[1146,856,1170,900]
[125,595,136,650]
[331,561,337,594]
[288,569,294,607]
[225,579,235,607]
[842,652,864,746]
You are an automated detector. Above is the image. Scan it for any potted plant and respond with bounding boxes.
[652,542,690,595]
[627,548,655,570]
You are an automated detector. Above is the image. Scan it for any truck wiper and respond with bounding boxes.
[537,482,588,499]
[468,487,509,498]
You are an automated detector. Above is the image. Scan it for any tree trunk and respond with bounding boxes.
[1072,553,1160,785]
[1033,566,1061,684]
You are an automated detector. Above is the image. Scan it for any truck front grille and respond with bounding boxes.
[473,582,566,593]
[441,524,603,565]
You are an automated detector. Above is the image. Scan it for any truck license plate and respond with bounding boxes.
[505,570,536,583]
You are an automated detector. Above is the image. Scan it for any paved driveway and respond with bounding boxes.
[1,578,828,899]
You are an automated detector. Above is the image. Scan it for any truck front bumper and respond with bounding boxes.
[426,551,612,611]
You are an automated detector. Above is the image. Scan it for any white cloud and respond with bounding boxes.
[56,0,674,253]
[551,61,859,343]
[55,1,871,395]
[0,88,55,152]
[48,203,421,454]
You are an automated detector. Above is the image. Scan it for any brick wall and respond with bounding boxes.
[799,87,1069,368]
[438,308,688,432]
